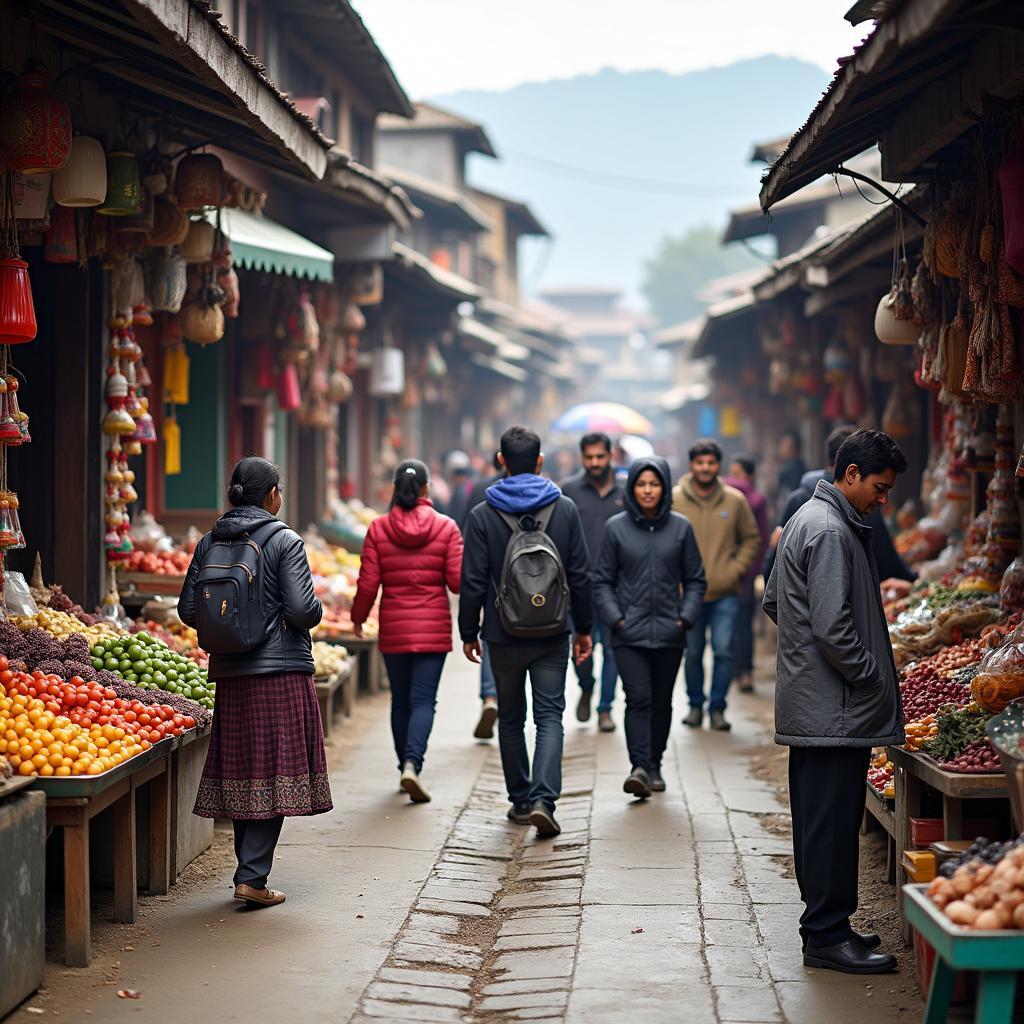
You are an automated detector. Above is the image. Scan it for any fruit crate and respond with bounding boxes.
[118,571,187,598]
[28,736,172,798]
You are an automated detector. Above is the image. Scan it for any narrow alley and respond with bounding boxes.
[18,653,919,1024]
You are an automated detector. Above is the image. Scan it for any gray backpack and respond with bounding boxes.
[495,502,569,638]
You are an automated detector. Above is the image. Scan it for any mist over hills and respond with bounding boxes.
[433,56,831,308]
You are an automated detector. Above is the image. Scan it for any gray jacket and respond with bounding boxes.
[762,480,904,748]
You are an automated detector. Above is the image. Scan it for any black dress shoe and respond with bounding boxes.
[803,938,897,974]
[529,802,561,838]
[648,768,666,792]
[623,767,652,799]
[801,930,881,953]
[507,802,532,825]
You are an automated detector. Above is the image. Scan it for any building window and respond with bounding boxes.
[351,108,373,165]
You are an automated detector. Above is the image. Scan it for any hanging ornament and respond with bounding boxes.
[97,151,141,216]
[43,203,77,263]
[174,152,224,210]
[181,218,216,263]
[0,171,36,344]
[147,248,187,313]
[52,135,106,207]
[148,193,189,246]
[0,61,72,175]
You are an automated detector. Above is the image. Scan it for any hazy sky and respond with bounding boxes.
[352,0,868,97]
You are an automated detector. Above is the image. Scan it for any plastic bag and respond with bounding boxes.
[2,571,37,616]
[1000,557,1024,612]
[972,620,1024,712]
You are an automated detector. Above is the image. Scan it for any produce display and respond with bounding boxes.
[125,549,190,576]
[920,705,1002,772]
[890,598,1001,667]
[971,620,1024,713]
[9,609,119,643]
[867,751,895,797]
[927,838,1024,930]
[304,534,378,640]
[134,618,208,669]
[0,664,197,778]
[312,641,349,678]
[903,714,939,752]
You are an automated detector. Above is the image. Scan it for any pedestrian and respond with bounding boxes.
[763,429,906,974]
[594,457,706,799]
[723,454,770,694]
[445,450,476,528]
[179,457,330,908]
[773,430,807,511]
[460,426,593,838]
[351,460,463,803]
[464,452,505,740]
[560,432,625,733]
[763,425,917,593]
[672,439,761,731]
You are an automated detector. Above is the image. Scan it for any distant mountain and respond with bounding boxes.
[433,56,830,309]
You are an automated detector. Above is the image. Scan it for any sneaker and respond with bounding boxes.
[648,767,666,792]
[598,711,616,732]
[576,691,592,723]
[709,710,732,732]
[623,767,652,799]
[507,802,532,825]
[400,761,431,803]
[529,801,561,838]
[474,698,498,740]
[738,676,755,694]
[682,707,703,728]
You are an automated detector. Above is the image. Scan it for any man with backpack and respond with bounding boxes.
[460,426,593,838]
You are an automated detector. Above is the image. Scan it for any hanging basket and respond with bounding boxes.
[181,219,215,263]
[0,258,37,344]
[147,194,189,246]
[52,135,106,207]
[146,248,187,313]
[97,151,141,216]
[874,294,919,345]
[0,61,72,175]
[175,152,223,210]
[181,300,224,345]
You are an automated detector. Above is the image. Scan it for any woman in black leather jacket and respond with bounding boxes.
[179,457,331,907]
[594,457,706,799]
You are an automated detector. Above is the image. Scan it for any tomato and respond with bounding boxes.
[0,655,8,672]
[148,729,161,743]
[97,714,110,725]
[0,670,12,685]
[124,711,136,723]
[182,716,195,729]
[75,692,89,707]
[69,676,84,687]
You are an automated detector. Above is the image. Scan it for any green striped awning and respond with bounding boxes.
[212,208,334,282]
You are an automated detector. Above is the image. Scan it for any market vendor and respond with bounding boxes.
[763,429,907,974]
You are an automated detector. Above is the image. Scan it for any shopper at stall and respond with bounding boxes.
[594,457,705,798]
[672,439,761,731]
[723,454,770,693]
[773,429,807,511]
[179,456,330,909]
[560,432,625,732]
[351,460,463,804]
[763,429,906,974]
[460,426,593,838]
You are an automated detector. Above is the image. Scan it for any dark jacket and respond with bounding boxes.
[559,470,625,571]
[764,469,916,583]
[594,457,707,649]
[763,480,904,748]
[178,505,322,678]
[462,472,503,534]
[459,475,592,645]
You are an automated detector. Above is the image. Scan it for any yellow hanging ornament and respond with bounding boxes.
[164,415,181,475]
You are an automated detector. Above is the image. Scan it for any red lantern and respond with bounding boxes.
[175,152,223,210]
[256,343,276,390]
[276,363,301,411]
[0,259,37,344]
[0,61,72,175]
[44,204,77,263]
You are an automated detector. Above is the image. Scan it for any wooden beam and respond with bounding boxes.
[882,28,1024,178]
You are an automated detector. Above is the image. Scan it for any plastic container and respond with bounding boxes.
[902,849,937,883]
[909,817,1001,847]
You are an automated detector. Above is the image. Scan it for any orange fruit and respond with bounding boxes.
[86,762,103,776]
[30,753,47,769]
[55,766,71,777]
[38,764,54,777]
[18,760,35,776]
[48,751,63,767]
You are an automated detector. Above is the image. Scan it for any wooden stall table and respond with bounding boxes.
[862,783,898,884]
[889,746,1008,942]
[315,660,355,737]
[340,635,385,694]
[35,740,173,967]
[905,884,1022,1024]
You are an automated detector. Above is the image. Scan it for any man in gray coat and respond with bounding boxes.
[763,429,906,975]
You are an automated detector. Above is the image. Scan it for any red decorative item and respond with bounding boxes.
[256,343,276,390]
[0,258,37,343]
[275,363,301,411]
[44,203,77,263]
[0,61,72,175]
[175,152,223,210]
[999,147,1024,276]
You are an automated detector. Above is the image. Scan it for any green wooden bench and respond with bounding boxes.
[904,883,1024,1023]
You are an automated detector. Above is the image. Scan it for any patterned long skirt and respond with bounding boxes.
[193,673,333,819]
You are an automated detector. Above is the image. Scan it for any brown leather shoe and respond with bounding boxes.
[234,884,286,907]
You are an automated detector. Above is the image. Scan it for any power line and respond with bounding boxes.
[500,148,756,198]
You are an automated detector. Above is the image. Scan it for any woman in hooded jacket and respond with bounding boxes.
[179,457,330,908]
[594,457,707,799]
[352,460,463,803]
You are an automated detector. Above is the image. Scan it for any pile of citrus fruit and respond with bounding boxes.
[0,656,195,778]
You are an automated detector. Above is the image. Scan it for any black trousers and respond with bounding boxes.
[232,816,284,889]
[788,746,870,946]
[615,646,684,773]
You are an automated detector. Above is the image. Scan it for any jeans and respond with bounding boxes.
[789,746,870,946]
[232,816,284,889]
[684,595,740,713]
[733,593,756,677]
[479,642,497,701]
[383,652,446,771]
[616,646,684,772]
[573,617,618,713]
[489,638,569,810]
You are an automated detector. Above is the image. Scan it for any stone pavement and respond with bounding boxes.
[19,651,918,1024]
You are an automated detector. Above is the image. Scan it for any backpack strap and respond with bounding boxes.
[244,519,289,549]
[496,499,557,535]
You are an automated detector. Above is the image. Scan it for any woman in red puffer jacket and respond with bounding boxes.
[351,459,462,804]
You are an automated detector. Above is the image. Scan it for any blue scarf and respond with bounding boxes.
[485,475,561,514]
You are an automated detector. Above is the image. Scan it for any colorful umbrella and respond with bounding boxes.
[552,402,655,437]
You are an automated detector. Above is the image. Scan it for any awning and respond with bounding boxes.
[470,352,529,383]
[692,292,757,359]
[214,208,335,281]
[390,242,480,302]
[459,317,530,361]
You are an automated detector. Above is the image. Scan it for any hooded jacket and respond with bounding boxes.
[763,480,904,747]
[178,505,322,678]
[351,499,463,654]
[671,474,761,602]
[594,458,707,649]
[458,474,592,645]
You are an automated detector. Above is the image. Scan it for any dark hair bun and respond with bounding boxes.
[392,459,430,511]
[229,483,245,503]
[227,457,280,507]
